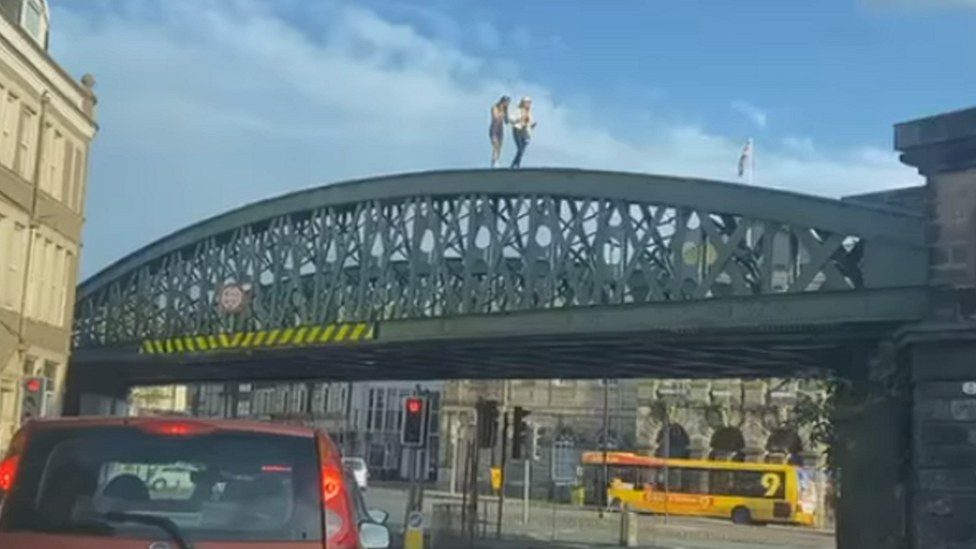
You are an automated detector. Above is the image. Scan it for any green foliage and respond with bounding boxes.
[792,381,840,469]
[791,343,911,474]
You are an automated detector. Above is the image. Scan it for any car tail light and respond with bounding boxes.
[0,456,19,492]
[0,427,26,495]
[322,465,342,501]
[138,420,216,437]
[317,435,357,548]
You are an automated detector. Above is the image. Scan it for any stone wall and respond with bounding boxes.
[842,186,926,216]
[439,377,826,491]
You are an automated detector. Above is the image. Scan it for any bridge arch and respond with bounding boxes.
[69,168,928,390]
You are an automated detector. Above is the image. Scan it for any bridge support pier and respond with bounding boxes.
[834,343,910,549]
[833,331,976,549]
[904,328,976,549]
[895,106,976,548]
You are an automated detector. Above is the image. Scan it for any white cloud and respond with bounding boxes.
[49,0,921,277]
[731,100,768,130]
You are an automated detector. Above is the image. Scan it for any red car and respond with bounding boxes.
[0,416,390,549]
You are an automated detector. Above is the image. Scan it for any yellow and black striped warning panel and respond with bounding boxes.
[140,322,375,355]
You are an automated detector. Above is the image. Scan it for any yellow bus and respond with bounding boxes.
[581,451,818,527]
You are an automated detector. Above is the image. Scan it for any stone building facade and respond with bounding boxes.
[439,377,823,496]
[0,0,97,453]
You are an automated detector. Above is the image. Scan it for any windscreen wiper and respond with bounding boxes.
[102,511,195,549]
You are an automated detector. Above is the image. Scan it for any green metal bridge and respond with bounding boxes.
[69,168,928,388]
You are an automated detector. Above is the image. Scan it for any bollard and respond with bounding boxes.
[618,504,637,547]
[404,510,425,549]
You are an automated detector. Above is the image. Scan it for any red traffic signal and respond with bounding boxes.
[25,378,41,393]
[402,396,429,447]
[406,398,422,414]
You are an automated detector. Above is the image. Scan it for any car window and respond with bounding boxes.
[0,425,323,542]
[342,459,366,472]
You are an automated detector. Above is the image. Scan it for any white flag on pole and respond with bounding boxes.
[737,138,753,178]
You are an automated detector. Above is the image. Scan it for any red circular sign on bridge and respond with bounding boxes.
[217,284,247,314]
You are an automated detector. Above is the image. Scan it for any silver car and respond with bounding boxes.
[342,457,369,491]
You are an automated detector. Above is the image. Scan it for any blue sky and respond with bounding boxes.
[360,0,976,148]
[46,0,975,277]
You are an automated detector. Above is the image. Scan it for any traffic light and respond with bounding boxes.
[476,399,499,449]
[512,406,530,459]
[401,396,429,447]
[20,376,47,425]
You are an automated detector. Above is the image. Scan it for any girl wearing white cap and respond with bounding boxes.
[510,96,536,168]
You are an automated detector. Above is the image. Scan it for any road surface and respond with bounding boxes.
[363,486,835,549]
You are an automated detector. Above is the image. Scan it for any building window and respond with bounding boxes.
[39,238,51,323]
[22,356,36,376]
[23,231,40,318]
[0,92,18,169]
[71,145,85,211]
[551,435,580,484]
[3,221,25,311]
[41,126,62,200]
[15,106,36,180]
[42,360,57,388]
[59,250,73,324]
[0,212,7,307]
[23,1,42,41]
[49,245,62,324]
[367,388,385,432]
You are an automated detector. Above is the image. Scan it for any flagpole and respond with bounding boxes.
[749,139,755,186]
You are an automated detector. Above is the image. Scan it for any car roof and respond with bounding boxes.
[22,416,319,438]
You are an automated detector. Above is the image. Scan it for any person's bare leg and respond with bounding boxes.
[491,139,502,167]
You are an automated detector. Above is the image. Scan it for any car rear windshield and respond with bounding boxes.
[0,425,323,542]
[342,458,366,471]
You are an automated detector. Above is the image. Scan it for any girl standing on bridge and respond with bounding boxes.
[489,95,511,168]
[510,96,536,169]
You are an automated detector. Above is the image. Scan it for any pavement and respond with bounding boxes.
[364,483,836,549]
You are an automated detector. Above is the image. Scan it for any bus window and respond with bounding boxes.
[709,469,786,499]
[709,470,733,495]
[680,469,708,494]
[653,468,707,493]
[638,467,658,487]
[611,466,639,485]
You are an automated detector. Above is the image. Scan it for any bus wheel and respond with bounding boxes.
[731,507,752,525]
[608,498,622,512]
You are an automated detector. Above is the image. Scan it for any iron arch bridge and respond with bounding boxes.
[71,169,929,384]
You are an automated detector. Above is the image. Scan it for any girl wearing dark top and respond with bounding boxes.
[489,96,511,168]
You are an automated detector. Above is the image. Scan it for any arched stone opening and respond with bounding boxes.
[708,426,746,461]
[654,423,690,458]
[765,428,804,465]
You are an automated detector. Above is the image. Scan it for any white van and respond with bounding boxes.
[342,457,369,491]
